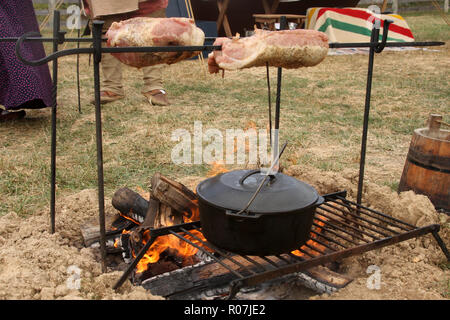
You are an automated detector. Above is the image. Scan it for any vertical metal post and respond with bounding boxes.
[92,20,107,273]
[50,11,60,234]
[272,16,288,164]
[76,0,82,114]
[356,25,380,206]
[266,62,272,146]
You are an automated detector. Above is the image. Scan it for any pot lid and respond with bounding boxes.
[196,169,320,214]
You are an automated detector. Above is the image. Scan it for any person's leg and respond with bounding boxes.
[142,64,164,93]
[141,9,170,106]
[100,52,125,99]
[141,64,170,106]
[91,16,125,104]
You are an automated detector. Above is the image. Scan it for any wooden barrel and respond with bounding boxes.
[398,114,450,211]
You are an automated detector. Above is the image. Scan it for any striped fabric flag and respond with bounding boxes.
[306,7,414,43]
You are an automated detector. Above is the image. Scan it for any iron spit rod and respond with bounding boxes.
[335,196,416,229]
[1,36,220,43]
[2,35,444,48]
[321,202,400,236]
[329,41,445,48]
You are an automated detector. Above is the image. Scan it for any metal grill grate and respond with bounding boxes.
[114,190,449,299]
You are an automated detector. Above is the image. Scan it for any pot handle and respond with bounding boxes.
[238,169,276,185]
[225,209,262,219]
[316,195,325,206]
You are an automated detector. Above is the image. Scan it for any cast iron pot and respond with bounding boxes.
[196,169,324,256]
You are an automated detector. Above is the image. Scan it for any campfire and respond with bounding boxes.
[81,167,355,298]
[81,167,448,300]
[107,173,209,281]
[104,160,331,278]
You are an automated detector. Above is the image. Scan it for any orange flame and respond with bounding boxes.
[132,200,208,274]
[291,220,327,258]
[207,161,228,177]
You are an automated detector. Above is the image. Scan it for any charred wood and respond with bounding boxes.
[151,173,198,219]
[141,255,352,298]
[112,187,149,223]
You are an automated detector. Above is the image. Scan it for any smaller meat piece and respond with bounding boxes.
[208,29,329,74]
[106,17,205,68]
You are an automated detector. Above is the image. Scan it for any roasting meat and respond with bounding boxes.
[106,17,205,68]
[207,29,329,74]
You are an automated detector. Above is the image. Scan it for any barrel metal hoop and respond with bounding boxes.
[407,154,450,174]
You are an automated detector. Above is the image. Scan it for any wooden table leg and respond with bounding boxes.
[262,0,280,14]
[270,0,280,13]
[217,0,232,37]
[262,0,271,13]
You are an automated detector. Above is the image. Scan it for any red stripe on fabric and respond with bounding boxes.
[316,8,413,39]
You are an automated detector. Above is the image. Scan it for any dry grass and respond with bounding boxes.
[0,12,449,216]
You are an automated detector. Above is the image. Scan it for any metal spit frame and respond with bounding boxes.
[4,11,446,273]
[112,191,450,299]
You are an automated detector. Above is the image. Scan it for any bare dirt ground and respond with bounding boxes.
[0,164,448,300]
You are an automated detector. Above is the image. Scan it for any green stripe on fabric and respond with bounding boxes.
[318,18,406,42]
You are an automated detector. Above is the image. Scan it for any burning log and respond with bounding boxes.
[108,174,203,280]
[150,173,198,220]
[297,265,353,295]
[80,214,127,252]
[141,255,352,299]
[111,173,199,225]
[112,187,149,223]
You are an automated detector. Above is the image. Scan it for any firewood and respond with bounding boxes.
[112,187,149,223]
[151,173,198,219]
[301,265,353,289]
[111,173,200,225]
[153,201,184,229]
[142,255,353,298]
[80,213,123,252]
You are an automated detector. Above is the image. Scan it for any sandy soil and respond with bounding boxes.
[0,165,448,300]
[285,165,449,300]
